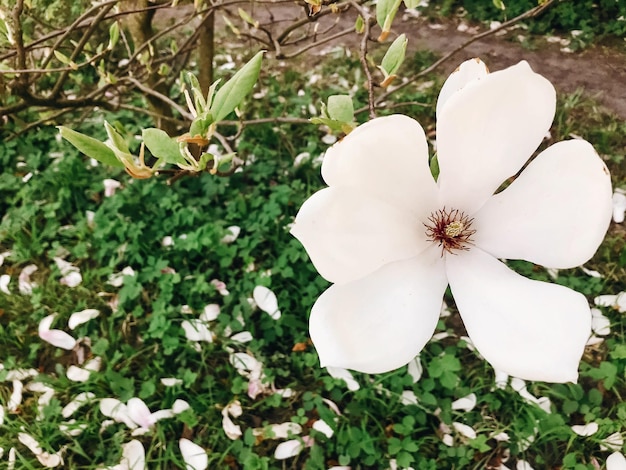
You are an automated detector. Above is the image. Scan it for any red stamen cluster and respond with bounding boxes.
[424,208,476,256]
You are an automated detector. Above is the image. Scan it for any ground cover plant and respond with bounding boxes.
[1,0,626,469]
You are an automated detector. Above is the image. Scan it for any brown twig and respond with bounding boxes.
[350,2,376,119]
[362,0,557,113]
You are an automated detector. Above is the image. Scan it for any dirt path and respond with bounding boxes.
[396,15,626,119]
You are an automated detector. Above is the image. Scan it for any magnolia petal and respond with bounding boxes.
[613,190,626,223]
[407,356,423,383]
[60,271,82,288]
[100,398,137,429]
[326,367,360,391]
[451,393,477,412]
[179,439,208,470]
[8,380,23,412]
[127,398,155,429]
[221,411,242,440]
[62,392,95,418]
[437,58,489,119]
[121,440,145,470]
[220,225,241,244]
[400,390,418,406]
[200,304,220,322]
[172,399,191,414]
[310,247,447,374]
[68,309,100,329]
[571,422,598,437]
[474,140,612,268]
[19,264,38,294]
[274,439,303,460]
[291,186,426,285]
[601,433,624,452]
[452,422,476,439]
[607,453,626,470]
[66,365,91,382]
[0,274,10,295]
[312,419,334,438]
[517,461,534,470]
[230,331,253,343]
[321,114,438,217]
[160,378,183,387]
[437,61,556,213]
[182,320,213,343]
[263,422,303,439]
[447,249,591,382]
[253,286,281,320]
[39,328,77,350]
[591,308,611,336]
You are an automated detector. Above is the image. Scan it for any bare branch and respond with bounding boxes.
[350,1,376,119]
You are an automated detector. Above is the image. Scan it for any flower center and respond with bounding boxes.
[424,208,476,255]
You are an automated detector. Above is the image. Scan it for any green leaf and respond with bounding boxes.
[355,15,365,34]
[142,128,185,165]
[210,51,263,122]
[403,0,422,8]
[492,0,506,10]
[108,21,120,49]
[380,34,407,77]
[430,154,439,180]
[376,0,402,39]
[326,95,354,123]
[104,121,129,154]
[238,8,259,28]
[58,126,123,168]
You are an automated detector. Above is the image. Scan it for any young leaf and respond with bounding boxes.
[58,127,123,168]
[376,0,402,41]
[104,121,130,154]
[210,51,263,123]
[403,0,422,8]
[142,128,186,165]
[492,0,506,10]
[380,34,407,78]
[326,95,354,123]
[238,8,259,28]
[108,22,120,50]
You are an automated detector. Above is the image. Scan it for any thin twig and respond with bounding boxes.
[280,27,354,59]
[363,0,556,113]
[350,1,376,119]
[123,77,194,120]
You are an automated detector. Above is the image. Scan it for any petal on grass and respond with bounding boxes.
[447,249,591,383]
[291,186,427,285]
[179,439,208,470]
[571,422,598,437]
[121,440,145,470]
[437,61,556,213]
[321,114,438,217]
[607,452,626,470]
[68,309,100,329]
[474,139,612,268]
[310,247,447,374]
[0,274,10,295]
[436,58,489,119]
[127,398,155,429]
[253,286,281,320]
[274,440,303,460]
[38,315,76,350]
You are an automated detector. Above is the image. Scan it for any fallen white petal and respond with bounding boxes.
[607,452,626,470]
[400,390,419,406]
[0,274,10,294]
[613,190,626,223]
[68,309,100,329]
[0,405,4,425]
[229,352,262,378]
[326,367,360,391]
[161,378,183,387]
[182,320,213,343]
[18,264,38,294]
[8,380,23,411]
[442,434,454,446]
[127,397,156,429]
[517,461,534,470]
[221,225,241,244]
[601,433,624,452]
[222,409,242,440]
[274,439,303,460]
[591,308,611,336]
[407,356,423,383]
[100,398,137,429]
[84,356,102,372]
[179,438,208,470]
[312,419,334,438]
[581,266,603,278]
[172,399,190,414]
[59,420,87,437]
[103,178,121,197]
[120,440,145,470]
[451,393,477,412]
[66,365,91,382]
[571,422,598,437]
[253,285,281,320]
[60,271,82,287]
[230,331,253,343]
[62,392,96,418]
[200,304,220,322]
[38,314,77,350]
[260,422,303,439]
[452,422,477,439]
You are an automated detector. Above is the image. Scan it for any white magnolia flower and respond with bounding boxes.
[179,439,208,470]
[291,59,612,383]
